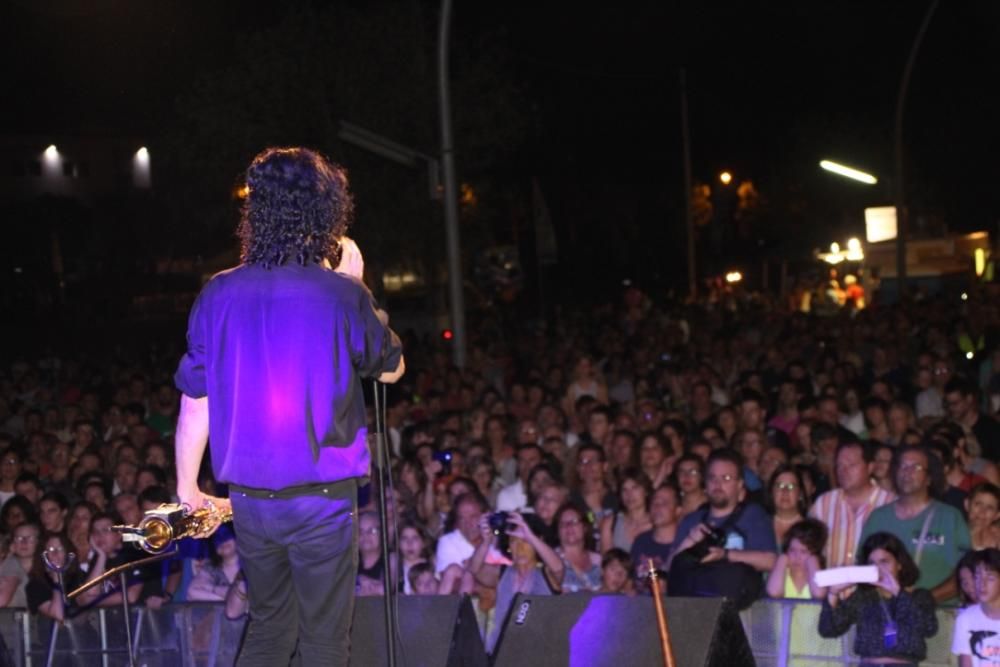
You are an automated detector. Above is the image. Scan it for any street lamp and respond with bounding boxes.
[819,160,878,185]
[719,171,733,185]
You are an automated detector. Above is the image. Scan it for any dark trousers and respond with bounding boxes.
[231,481,358,667]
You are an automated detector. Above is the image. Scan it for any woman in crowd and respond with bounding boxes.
[766,518,827,599]
[955,550,980,608]
[395,522,432,595]
[563,356,608,415]
[554,503,602,592]
[1,495,38,533]
[715,407,738,444]
[531,482,570,547]
[766,518,833,663]
[0,522,41,608]
[187,525,241,601]
[67,501,98,572]
[569,444,617,531]
[671,453,706,520]
[638,432,673,489]
[355,512,385,596]
[965,483,1000,551]
[26,532,83,620]
[819,532,938,666]
[758,445,790,490]
[0,449,23,508]
[526,463,560,510]
[396,458,431,519]
[840,386,867,437]
[768,465,808,546]
[470,511,563,653]
[600,468,652,553]
[871,443,896,493]
[469,457,500,509]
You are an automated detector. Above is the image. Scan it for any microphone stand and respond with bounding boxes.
[41,550,76,667]
[372,380,399,667]
[66,548,177,667]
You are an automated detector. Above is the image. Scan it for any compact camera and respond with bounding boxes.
[488,511,512,535]
[432,450,453,475]
[487,511,513,555]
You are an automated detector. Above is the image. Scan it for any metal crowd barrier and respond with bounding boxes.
[740,598,958,667]
[0,598,961,666]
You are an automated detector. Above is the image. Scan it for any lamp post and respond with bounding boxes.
[438,0,466,368]
[893,0,940,299]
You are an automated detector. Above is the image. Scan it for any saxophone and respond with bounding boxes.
[114,497,233,554]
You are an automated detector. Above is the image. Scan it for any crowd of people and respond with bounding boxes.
[2,285,1000,662]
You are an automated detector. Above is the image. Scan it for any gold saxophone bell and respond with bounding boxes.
[115,500,234,554]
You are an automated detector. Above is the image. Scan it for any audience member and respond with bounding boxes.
[952,548,1000,665]
[809,441,896,568]
[860,445,971,602]
[820,532,938,665]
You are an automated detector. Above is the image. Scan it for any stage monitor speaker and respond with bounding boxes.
[491,593,753,667]
[349,595,487,667]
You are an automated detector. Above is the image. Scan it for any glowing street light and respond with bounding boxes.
[133,146,152,188]
[819,160,878,185]
[819,238,865,265]
[44,145,59,160]
[725,271,742,283]
[845,237,864,261]
[719,171,733,185]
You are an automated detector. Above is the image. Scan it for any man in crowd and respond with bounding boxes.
[496,444,544,512]
[860,445,970,601]
[945,377,1000,462]
[809,441,896,568]
[669,449,777,577]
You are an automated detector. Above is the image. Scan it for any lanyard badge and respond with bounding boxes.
[883,618,899,649]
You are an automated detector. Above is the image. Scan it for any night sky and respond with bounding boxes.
[2,1,999,298]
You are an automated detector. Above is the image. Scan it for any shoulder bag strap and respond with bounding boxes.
[913,504,937,568]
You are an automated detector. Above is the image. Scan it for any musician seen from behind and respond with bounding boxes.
[173,147,404,667]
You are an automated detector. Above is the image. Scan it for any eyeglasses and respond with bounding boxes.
[898,463,926,475]
[707,474,737,484]
[559,518,583,528]
[776,482,798,492]
[361,527,380,536]
[13,535,38,543]
[678,468,701,477]
[92,526,115,535]
[578,458,600,467]
[44,546,65,554]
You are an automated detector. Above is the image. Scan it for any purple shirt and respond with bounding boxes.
[175,263,402,490]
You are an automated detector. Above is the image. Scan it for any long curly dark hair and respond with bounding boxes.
[238,147,354,268]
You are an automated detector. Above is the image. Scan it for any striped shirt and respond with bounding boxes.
[808,483,896,568]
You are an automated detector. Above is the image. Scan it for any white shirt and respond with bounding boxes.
[434,530,476,574]
[434,529,506,574]
[495,480,528,512]
[952,603,1000,666]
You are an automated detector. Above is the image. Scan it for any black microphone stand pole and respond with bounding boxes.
[372,380,398,667]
